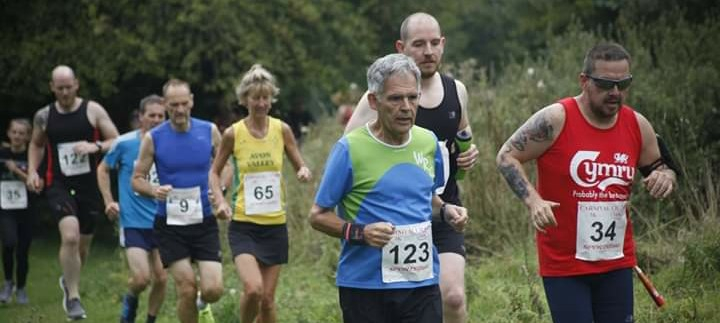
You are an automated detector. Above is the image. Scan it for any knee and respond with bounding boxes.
[130,273,152,290]
[443,288,466,311]
[175,280,197,301]
[61,232,80,246]
[154,271,168,287]
[200,284,223,303]
[260,295,276,312]
[243,281,264,302]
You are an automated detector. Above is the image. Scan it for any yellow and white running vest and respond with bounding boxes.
[230,117,286,224]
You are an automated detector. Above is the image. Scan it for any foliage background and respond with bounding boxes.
[1,0,719,322]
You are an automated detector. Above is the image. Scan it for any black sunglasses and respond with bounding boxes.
[586,74,633,91]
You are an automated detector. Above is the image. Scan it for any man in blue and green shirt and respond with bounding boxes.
[310,53,468,323]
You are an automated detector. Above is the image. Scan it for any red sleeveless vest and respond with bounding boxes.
[536,97,641,276]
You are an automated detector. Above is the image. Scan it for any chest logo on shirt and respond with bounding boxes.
[413,151,433,176]
[570,151,635,191]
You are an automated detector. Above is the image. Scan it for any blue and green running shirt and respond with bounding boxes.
[314,124,445,289]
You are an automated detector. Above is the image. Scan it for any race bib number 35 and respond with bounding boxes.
[575,201,627,261]
[57,142,90,176]
[166,186,203,225]
[244,172,281,215]
[0,181,28,210]
[381,221,434,283]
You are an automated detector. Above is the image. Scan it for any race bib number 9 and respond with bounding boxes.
[575,201,627,261]
[244,172,281,215]
[57,142,90,176]
[0,181,28,210]
[381,221,434,283]
[166,186,203,225]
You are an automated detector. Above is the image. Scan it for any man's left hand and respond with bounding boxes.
[444,204,469,232]
[456,144,478,170]
[642,168,676,199]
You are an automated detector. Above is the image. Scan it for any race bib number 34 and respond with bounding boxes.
[166,186,203,225]
[575,201,627,261]
[244,172,281,215]
[381,221,433,283]
[57,142,90,176]
[0,181,28,210]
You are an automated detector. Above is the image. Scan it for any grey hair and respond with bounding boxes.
[138,94,163,114]
[235,64,280,106]
[367,53,421,97]
[582,42,632,75]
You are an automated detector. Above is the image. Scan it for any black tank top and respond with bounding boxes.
[44,100,100,186]
[415,74,462,204]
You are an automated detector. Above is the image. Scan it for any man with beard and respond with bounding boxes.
[344,13,478,322]
[495,42,676,323]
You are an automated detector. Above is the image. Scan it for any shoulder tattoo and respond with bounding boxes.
[33,107,49,130]
[509,112,554,151]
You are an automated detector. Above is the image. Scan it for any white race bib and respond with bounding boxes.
[575,201,627,261]
[381,221,434,283]
[166,186,203,225]
[244,171,281,215]
[0,181,28,210]
[57,141,90,176]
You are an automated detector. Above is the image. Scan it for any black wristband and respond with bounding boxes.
[342,222,366,245]
[440,203,447,223]
[94,141,103,152]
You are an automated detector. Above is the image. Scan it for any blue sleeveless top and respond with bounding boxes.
[151,118,213,217]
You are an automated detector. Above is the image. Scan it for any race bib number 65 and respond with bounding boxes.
[244,171,281,215]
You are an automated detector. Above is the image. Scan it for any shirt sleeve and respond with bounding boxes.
[432,140,445,191]
[103,138,122,169]
[314,138,353,208]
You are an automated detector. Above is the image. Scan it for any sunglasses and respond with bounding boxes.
[586,74,633,91]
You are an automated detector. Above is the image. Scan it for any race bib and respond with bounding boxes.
[244,171,281,215]
[0,181,27,210]
[166,186,203,225]
[381,221,433,283]
[57,141,90,176]
[575,201,627,261]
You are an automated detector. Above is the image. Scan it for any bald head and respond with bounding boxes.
[400,12,441,42]
[51,65,76,82]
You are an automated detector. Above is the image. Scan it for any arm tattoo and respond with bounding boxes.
[34,107,49,129]
[498,163,530,200]
[509,113,554,152]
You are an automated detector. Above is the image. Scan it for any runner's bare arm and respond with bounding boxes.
[209,126,234,217]
[496,104,564,232]
[454,80,479,170]
[96,160,119,219]
[89,102,119,152]
[344,92,375,134]
[281,122,311,182]
[26,107,49,192]
[132,133,164,199]
[635,113,676,198]
[309,204,394,248]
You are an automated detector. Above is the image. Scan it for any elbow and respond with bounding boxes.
[308,206,323,231]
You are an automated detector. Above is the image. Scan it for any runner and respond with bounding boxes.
[496,42,677,323]
[344,13,478,322]
[0,119,36,305]
[97,95,167,323]
[310,53,468,323]
[132,79,223,323]
[26,65,119,320]
[210,64,312,323]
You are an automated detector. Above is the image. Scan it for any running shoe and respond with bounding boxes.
[198,303,215,323]
[120,293,138,323]
[0,280,12,303]
[15,288,29,305]
[66,297,87,320]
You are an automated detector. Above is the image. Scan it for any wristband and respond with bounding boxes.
[341,222,366,245]
[94,141,103,152]
[440,203,448,223]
